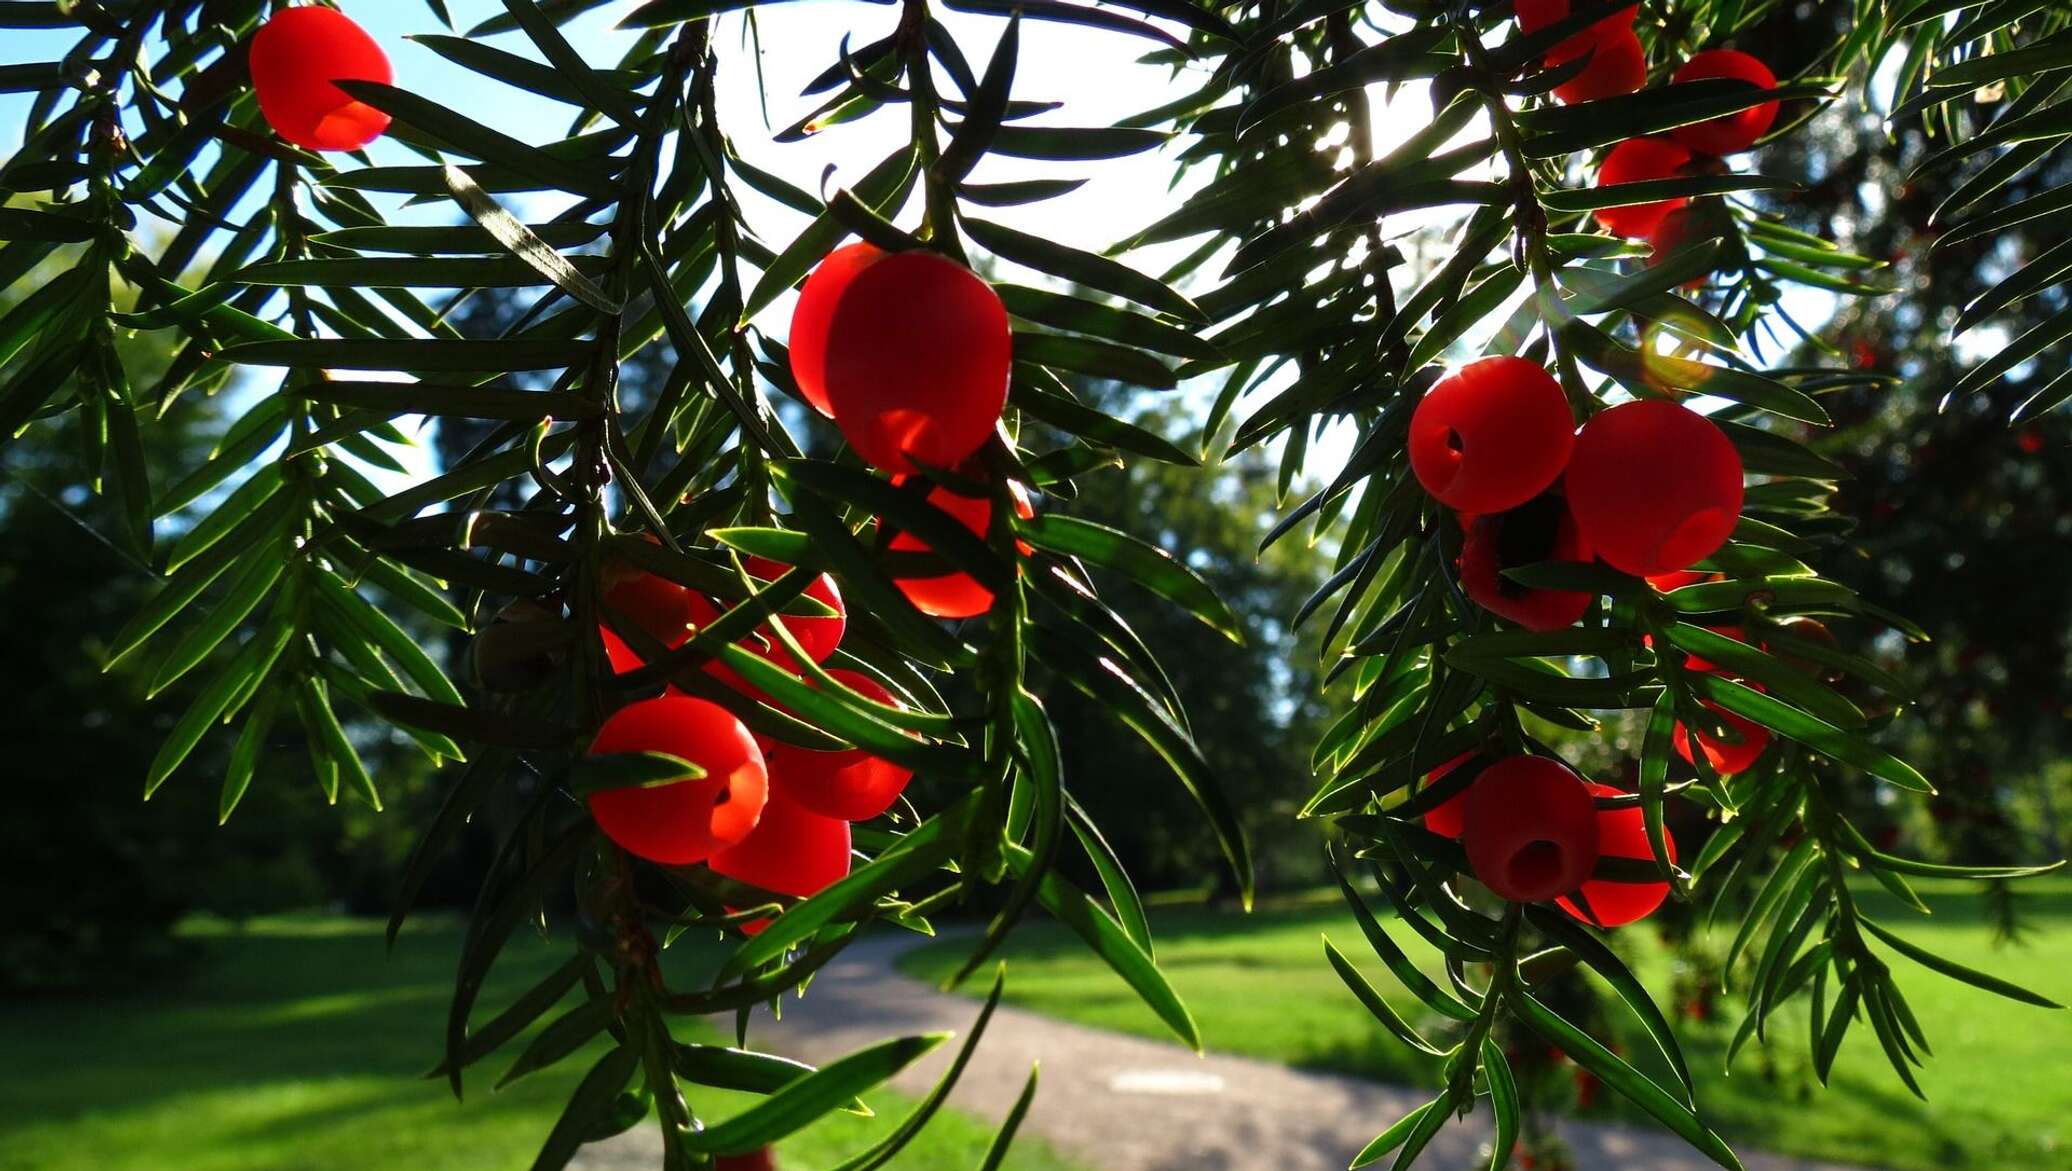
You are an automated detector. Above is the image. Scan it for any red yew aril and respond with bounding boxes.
[691,556,847,667]
[1670,50,1779,156]
[1645,569,1721,591]
[1593,138,1694,239]
[1565,399,1743,577]
[587,696,768,865]
[1421,752,1479,839]
[817,249,1012,475]
[1408,356,1575,515]
[884,473,1035,619]
[1551,26,1647,105]
[709,787,852,935]
[1674,698,1771,775]
[1461,756,1601,902]
[249,7,393,152]
[1557,784,1675,926]
[765,669,916,821]
[788,241,883,416]
[716,1149,776,1171]
[598,542,695,676]
[1458,493,1597,632]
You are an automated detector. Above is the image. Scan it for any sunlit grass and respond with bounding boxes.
[902,878,2072,1171]
[0,914,1082,1171]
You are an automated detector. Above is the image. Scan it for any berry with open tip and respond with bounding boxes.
[1461,756,1602,902]
[1458,493,1598,632]
[587,696,768,865]
[1409,356,1575,515]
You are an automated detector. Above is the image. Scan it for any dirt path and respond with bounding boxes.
[572,931,1870,1171]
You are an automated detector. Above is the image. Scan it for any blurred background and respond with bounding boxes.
[3,4,2071,1171]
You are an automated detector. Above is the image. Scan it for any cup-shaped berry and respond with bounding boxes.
[587,696,768,865]
[765,669,917,821]
[249,8,393,152]
[883,472,1035,619]
[597,539,695,676]
[820,250,1011,475]
[1670,50,1779,156]
[788,242,884,417]
[1557,784,1676,926]
[1461,756,1602,902]
[1565,399,1743,577]
[1593,138,1694,239]
[1551,26,1647,105]
[717,1152,777,1171]
[1421,752,1480,839]
[1674,699,1771,775]
[1458,493,1598,632]
[709,788,853,935]
[1409,356,1575,515]
[674,557,846,700]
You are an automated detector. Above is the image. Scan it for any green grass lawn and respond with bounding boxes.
[0,914,1081,1171]
[901,878,2072,1171]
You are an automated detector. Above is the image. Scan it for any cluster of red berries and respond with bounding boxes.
[1591,48,1780,249]
[792,243,1028,619]
[1411,356,1745,631]
[249,7,393,153]
[1422,753,1674,926]
[587,548,915,928]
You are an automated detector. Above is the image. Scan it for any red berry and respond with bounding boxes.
[680,556,846,698]
[709,788,852,935]
[1645,569,1720,591]
[249,8,392,152]
[1670,50,1779,156]
[1557,784,1675,926]
[597,539,695,676]
[1593,138,1693,239]
[1461,756,1601,902]
[816,249,1012,475]
[587,697,769,865]
[884,472,1035,619]
[1422,752,1479,839]
[765,669,917,820]
[1458,494,1597,631]
[1565,400,1743,577]
[1674,699,1770,774]
[788,242,884,417]
[1408,357,1575,515]
[1552,26,1647,105]
[717,1150,777,1171]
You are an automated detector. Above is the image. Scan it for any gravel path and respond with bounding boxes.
[572,931,1871,1171]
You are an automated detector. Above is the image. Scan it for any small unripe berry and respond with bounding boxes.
[1462,756,1602,902]
[1458,494,1597,632]
[1565,400,1743,577]
[1557,784,1675,926]
[1593,138,1694,239]
[1670,50,1779,156]
[587,697,769,866]
[1674,699,1770,775]
[710,788,852,935]
[249,8,392,152]
[1421,752,1479,839]
[1409,357,1575,515]
[765,669,916,821]
[1551,26,1647,105]
[883,472,1035,619]
[805,248,1012,475]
